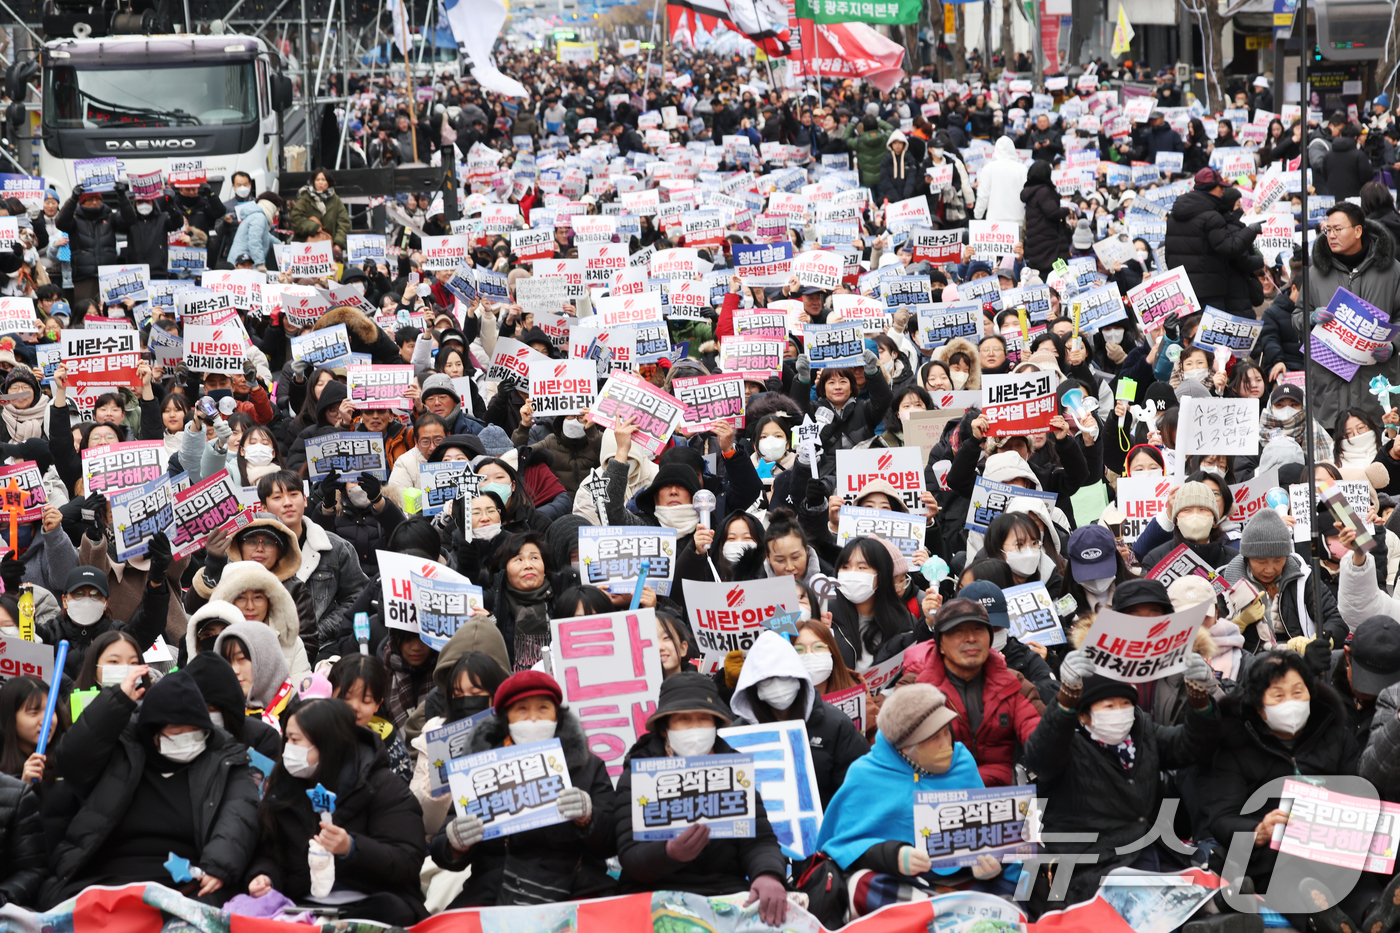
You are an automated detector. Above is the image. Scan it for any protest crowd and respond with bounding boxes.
[7,29,1400,933]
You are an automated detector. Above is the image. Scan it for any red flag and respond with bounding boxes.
[787,20,907,93]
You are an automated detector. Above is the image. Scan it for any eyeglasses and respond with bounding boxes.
[791,643,830,656]
[1320,225,1357,236]
[417,436,446,451]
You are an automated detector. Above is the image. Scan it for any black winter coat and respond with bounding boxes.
[615,732,786,896]
[120,199,185,276]
[35,580,171,681]
[55,191,136,281]
[787,367,893,475]
[431,709,618,906]
[878,151,920,204]
[250,729,427,924]
[1258,289,1303,373]
[1165,190,1259,311]
[40,688,260,908]
[1021,182,1071,274]
[308,489,405,575]
[0,773,45,906]
[1024,701,1220,912]
[1321,136,1374,199]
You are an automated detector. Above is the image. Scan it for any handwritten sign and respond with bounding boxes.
[1177,396,1260,456]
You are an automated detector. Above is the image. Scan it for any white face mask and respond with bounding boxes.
[991,629,1008,651]
[209,710,225,729]
[837,570,876,603]
[655,504,700,535]
[800,651,834,684]
[932,147,945,158]
[950,370,969,390]
[242,443,275,465]
[758,436,788,462]
[136,203,153,216]
[282,742,318,778]
[1102,328,1125,345]
[508,718,558,745]
[1087,706,1135,745]
[1005,547,1041,576]
[722,540,756,563]
[667,725,716,757]
[100,664,131,687]
[756,676,802,711]
[1263,698,1310,735]
[235,185,252,198]
[1135,467,1163,477]
[1134,249,1149,263]
[562,418,588,439]
[68,597,106,627]
[1183,368,1208,383]
[1271,405,1300,421]
[1081,577,1115,596]
[474,521,502,541]
[159,730,209,763]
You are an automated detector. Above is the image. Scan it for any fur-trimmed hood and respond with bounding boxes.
[228,518,302,581]
[185,599,245,660]
[209,561,302,656]
[933,336,982,390]
[467,703,593,771]
[314,305,379,345]
[1312,218,1397,277]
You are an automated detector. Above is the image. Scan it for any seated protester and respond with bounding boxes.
[1200,651,1362,930]
[516,410,603,495]
[182,649,282,763]
[0,674,67,789]
[1022,650,1219,917]
[385,413,452,506]
[1337,520,1400,639]
[185,519,318,660]
[1059,525,1135,632]
[612,673,789,928]
[507,445,576,524]
[729,630,868,807]
[378,630,437,730]
[329,654,412,783]
[817,684,1005,918]
[1156,577,1237,723]
[37,563,171,681]
[488,531,555,670]
[214,621,296,732]
[1222,508,1344,665]
[982,512,1064,591]
[1327,615,1400,751]
[748,405,800,509]
[1140,481,1239,572]
[257,470,369,656]
[323,518,446,664]
[191,412,253,486]
[431,671,617,907]
[945,412,1090,532]
[40,669,259,908]
[0,367,53,442]
[572,426,658,526]
[598,428,702,548]
[762,508,831,591]
[450,492,509,586]
[915,598,1043,786]
[75,493,189,645]
[352,394,415,471]
[475,455,555,534]
[200,423,285,489]
[309,467,405,576]
[1261,383,1335,468]
[657,612,698,681]
[0,502,80,621]
[832,537,915,671]
[246,699,427,926]
[206,562,312,675]
[1133,470,1236,561]
[285,379,354,476]
[798,477,921,569]
[0,770,47,908]
[677,511,768,585]
[787,349,892,474]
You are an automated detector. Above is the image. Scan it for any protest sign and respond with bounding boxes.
[672,373,746,434]
[73,157,118,191]
[0,634,53,687]
[683,576,800,668]
[411,570,486,651]
[1071,281,1127,333]
[0,461,45,521]
[486,337,549,392]
[346,364,414,409]
[1079,602,1212,681]
[1195,307,1264,358]
[965,476,1060,535]
[968,220,1019,258]
[630,753,757,840]
[1226,467,1279,525]
[804,322,865,369]
[176,287,232,322]
[916,304,980,349]
[831,294,890,334]
[732,242,793,286]
[346,234,387,264]
[959,276,1003,313]
[0,174,45,212]
[183,324,247,375]
[418,462,475,517]
[165,157,206,186]
[862,649,907,695]
[110,475,174,562]
[981,371,1059,437]
[590,372,685,458]
[1276,778,1388,872]
[732,311,788,340]
[836,505,927,558]
[289,324,351,369]
[424,709,493,797]
[1312,287,1400,381]
[1127,268,1201,331]
[420,235,470,272]
[446,739,574,839]
[577,526,678,596]
[170,470,246,560]
[82,440,164,495]
[910,228,965,265]
[792,250,841,290]
[283,241,336,278]
[98,264,149,305]
[719,337,783,376]
[823,685,866,732]
[836,448,924,511]
[881,276,932,309]
[1177,397,1260,456]
[1002,582,1065,645]
[551,609,664,779]
[304,431,388,481]
[61,329,139,387]
[914,785,1039,869]
[528,359,595,417]
[0,297,36,333]
[720,720,824,859]
[512,228,558,263]
[593,292,664,328]
[1146,543,1228,594]
[1117,474,1174,541]
[885,195,932,231]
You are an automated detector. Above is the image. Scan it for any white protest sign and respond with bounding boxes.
[1079,602,1212,681]
[835,448,925,511]
[1177,396,1260,456]
[683,576,800,670]
[283,241,336,278]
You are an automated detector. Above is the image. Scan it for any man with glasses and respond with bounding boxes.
[386,412,451,507]
[1296,201,1400,426]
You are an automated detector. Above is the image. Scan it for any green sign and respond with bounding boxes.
[553,29,576,38]
[793,0,919,25]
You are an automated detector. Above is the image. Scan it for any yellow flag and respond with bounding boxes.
[1111,4,1135,56]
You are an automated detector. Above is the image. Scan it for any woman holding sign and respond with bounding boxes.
[431,671,617,908]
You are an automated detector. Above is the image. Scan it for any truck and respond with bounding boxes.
[37,33,292,201]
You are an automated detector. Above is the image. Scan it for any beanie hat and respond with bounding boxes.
[420,372,461,405]
[876,536,909,578]
[1171,481,1221,522]
[1078,674,1139,713]
[637,464,701,513]
[877,683,958,748]
[477,424,514,457]
[865,102,880,117]
[1240,507,1293,559]
[1072,219,1094,250]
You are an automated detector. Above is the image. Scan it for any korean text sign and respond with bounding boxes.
[804,322,864,369]
[981,371,1060,437]
[446,739,574,840]
[672,374,746,435]
[836,505,927,558]
[1195,306,1264,358]
[577,526,678,596]
[719,720,823,859]
[1276,778,1395,872]
[82,441,164,495]
[550,609,663,780]
[0,634,54,687]
[61,329,139,387]
[914,784,1039,869]
[590,372,686,458]
[529,359,596,417]
[964,477,1058,534]
[110,475,174,562]
[411,570,486,651]
[0,461,46,522]
[170,470,244,560]
[630,754,757,840]
[683,576,800,668]
[347,365,414,409]
[304,431,388,481]
[836,448,925,511]
[1127,268,1200,331]
[1002,582,1065,646]
[1079,602,1212,681]
[1177,397,1260,456]
[424,710,492,797]
[1312,287,1400,381]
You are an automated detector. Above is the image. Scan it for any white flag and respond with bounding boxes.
[441,0,530,99]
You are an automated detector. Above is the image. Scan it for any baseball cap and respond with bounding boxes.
[1349,616,1400,695]
[957,581,1009,629]
[1270,384,1305,408]
[65,566,110,597]
[1068,525,1118,581]
[1193,167,1233,190]
[932,597,992,635]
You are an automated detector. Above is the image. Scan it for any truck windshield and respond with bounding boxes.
[44,62,257,129]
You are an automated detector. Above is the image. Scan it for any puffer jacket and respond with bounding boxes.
[227,199,276,267]
[40,687,260,908]
[515,419,603,494]
[1165,189,1260,311]
[1220,552,1347,656]
[1257,288,1303,374]
[430,708,618,907]
[0,773,44,906]
[842,119,893,188]
[1021,180,1071,274]
[787,364,893,475]
[54,190,135,281]
[915,643,1042,787]
[1320,135,1374,199]
[119,197,184,275]
[974,136,1028,223]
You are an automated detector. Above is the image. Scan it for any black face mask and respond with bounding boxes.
[447,694,491,722]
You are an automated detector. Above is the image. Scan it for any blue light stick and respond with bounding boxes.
[630,559,651,610]
[32,640,68,782]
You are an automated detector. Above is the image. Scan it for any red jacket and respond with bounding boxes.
[916,642,1043,787]
[715,290,741,340]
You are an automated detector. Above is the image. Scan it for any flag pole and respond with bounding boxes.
[401,0,419,162]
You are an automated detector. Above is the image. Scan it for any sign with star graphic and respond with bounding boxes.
[577,525,677,596]
[446,739,573,840]
[631,753,757,840]
[913,784,1040,870]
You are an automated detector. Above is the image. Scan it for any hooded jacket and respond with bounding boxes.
[1165,188,1260,311]
[402,606,512,748]
[728,631,869,806]
[206,561,312,675]
[214,619,292,711]
[430,707,618,907]
[878,130,920,204]
[312,306,402,364]
[1221,552,1346,655]
[517,416,604,494]
[1320,134,1374,199]
[1020,167,1072,273]
[181,648,283,763]
[974,137,1029,223]
[932,337,982,391]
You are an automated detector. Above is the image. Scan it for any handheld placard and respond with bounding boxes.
[630,559,651,610]
[32,640,68,777]
[307,782,337,815]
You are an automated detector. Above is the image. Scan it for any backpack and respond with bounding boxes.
[793,852,848,928]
